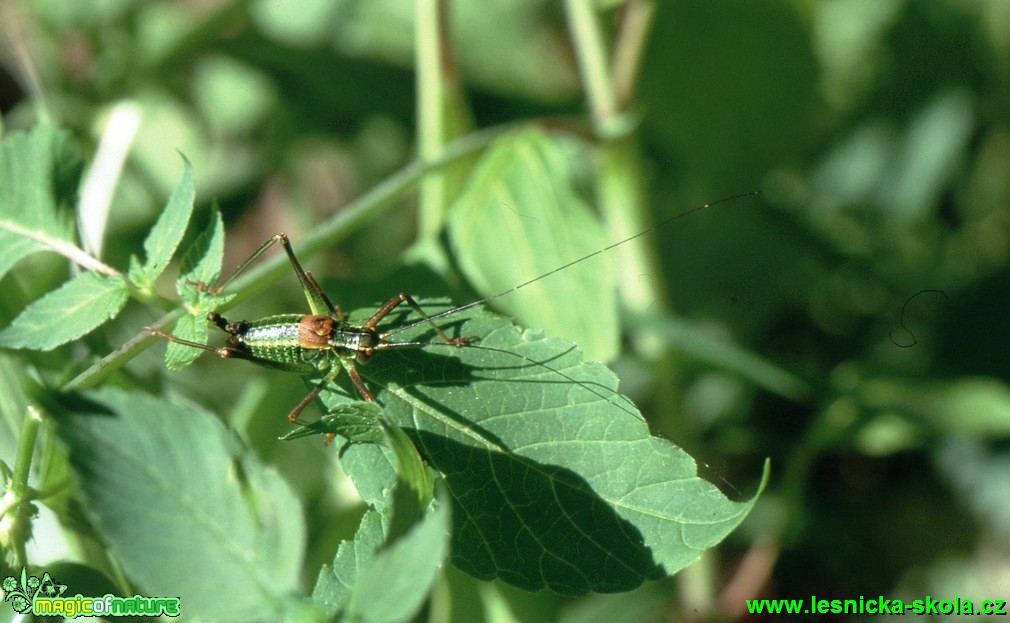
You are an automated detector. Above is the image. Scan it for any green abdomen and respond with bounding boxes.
[239,315,321,373]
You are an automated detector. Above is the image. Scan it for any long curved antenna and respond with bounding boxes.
[383,191,759,339]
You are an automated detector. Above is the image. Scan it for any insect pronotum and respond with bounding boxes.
[149,192,758,429]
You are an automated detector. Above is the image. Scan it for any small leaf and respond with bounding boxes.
[164,313,209,370]
[177,206,227,305]
[161,208,232,369]
[54,387,305,623]
[381,419,435,540]
[135,156,196,286]
[0,272,128,351]
[312,510,384,617]
[449,129,618,362]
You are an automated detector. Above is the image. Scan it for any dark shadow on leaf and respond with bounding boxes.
[37,389,115,421]
[409,430,664,595]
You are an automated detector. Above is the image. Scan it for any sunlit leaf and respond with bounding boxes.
[0,272,128,351]
[55,387,305,623]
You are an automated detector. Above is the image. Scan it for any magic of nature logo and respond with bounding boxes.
[2,567,180,618]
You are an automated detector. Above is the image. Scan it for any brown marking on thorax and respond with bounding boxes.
[297,315,334,349]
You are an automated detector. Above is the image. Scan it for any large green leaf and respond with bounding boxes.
[313,305,764,595]
[54,387,305,622]
[448,129,619,362]
[0,271,129,351]
[0,124,81,281]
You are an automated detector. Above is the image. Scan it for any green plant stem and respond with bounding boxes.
[4,405,42,568]
[612,0,656,109]
[564,2,664,350]
[63,124,516,392]
[10,408,40,502]
[63,310,184,391]
[564,0,617,129]
[414,0,473,273]
[0,220,119,276]
[416,0,449,239]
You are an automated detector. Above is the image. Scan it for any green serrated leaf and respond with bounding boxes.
[164,313,209,370]
[54,387,305,623]
[341,443,400,513]
[312,510,384,617]
[338,304,764,595]
[345,489,450,622]
[0,272,129,351]
[313,489,451,622]
[136,157,196,286]
[449,129,618,362]
[177,207,226,305]
[0,124,81,281]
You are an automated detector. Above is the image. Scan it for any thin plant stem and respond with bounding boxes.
[0,220,120,276]
[416,0,449,238]
[564,0,617,129]
[612,0,656,109]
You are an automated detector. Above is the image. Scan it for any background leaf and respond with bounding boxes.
[449,129,618,362]
[54,387,305,623]
[0,272,128,351]
[0,124,81,281]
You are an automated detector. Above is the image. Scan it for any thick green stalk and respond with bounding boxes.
[3,406,42,569]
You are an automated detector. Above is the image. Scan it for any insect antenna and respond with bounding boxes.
[381,191,759,339]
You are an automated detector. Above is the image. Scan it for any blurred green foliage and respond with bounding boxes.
[0,0,1008,620]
